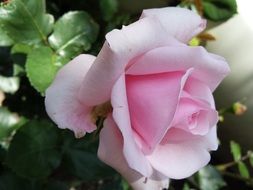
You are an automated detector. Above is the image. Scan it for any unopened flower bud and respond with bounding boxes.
[233,102,247,116]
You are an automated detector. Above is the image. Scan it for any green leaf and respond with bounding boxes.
[238,161,250,179]
[100,0,118,21]
[11,44,32,55]
[0,171,42,190]
[121,178,131,190]
[0,145,6,162]
[183,183,191,190]
[0,75,20,94]
[0,27,13,46]
[230,141,241,162]
[26,46,59,94]
[198,165,226,190]
[6,120,61,179]
[0,0,54,45]
[45,180,69,190]
[249,152,253,168]
[61,131,115,181]
[49,11,99,60]
[0,107,21,140]
[203,0,237,21]
[11,44,33,76]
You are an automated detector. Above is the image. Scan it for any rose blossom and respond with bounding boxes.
[45,7,230,190]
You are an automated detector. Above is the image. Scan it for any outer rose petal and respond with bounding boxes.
[141,7,206,43]
[111,74,153,176]
[147,128,212,179]
[78,16,181,106]
[127,46,230,92]
[45,54,96,138]
[98,115,169,190]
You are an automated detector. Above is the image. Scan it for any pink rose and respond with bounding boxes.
[45,7,230,190]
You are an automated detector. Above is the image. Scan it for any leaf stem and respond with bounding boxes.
[220,171,253,187]
[216,151,253,171]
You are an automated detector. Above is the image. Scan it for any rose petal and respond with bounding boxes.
[184,77,215,108]
[45,54,96,138]
[172,97,218,135]
[161,126,218,150]
[98,115,169,190]
[111,74,153,176]
[141,7,206,43]
[147,128,212,179]
[78,17,181,106]
[126,70,191,153]
[127,46,230,91]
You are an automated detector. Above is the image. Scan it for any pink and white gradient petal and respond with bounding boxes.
[126,46,230,92]
[98,115,169,190]
[78,16,181,106]
[140,7,206,43]
[111,74,153,177]
[126,71,188,153]
[45,54,96,138]
[147,128,212,179]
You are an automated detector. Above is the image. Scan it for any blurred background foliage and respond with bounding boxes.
[1,0,252,189]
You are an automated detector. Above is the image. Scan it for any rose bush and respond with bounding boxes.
[45,7,230,190]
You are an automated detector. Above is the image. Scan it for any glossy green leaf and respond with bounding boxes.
[26,46,59,94]
[198,165,226,190]
[0,107,21,140]
[0,76,20,94]
[100,0,118,21]
[7,120,61,179]
[238,161,250,179]
[49,11,99,60]
[230,141,241,161]
[0,0,54,44]
[61,131,115,181]
[203,0,237,21]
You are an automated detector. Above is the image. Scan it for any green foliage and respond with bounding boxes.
[100,0,118,21]
[26,46,59,94]
[0,0,246,189]
[0,107,22,141]
[0,144,6,162]
[249,152,253,168]
[198,165,226,190]
[0,0,99,94]
[0,171,42,190]
[0,27,13,46]
[0,0,54,44]
[203,0,237,21]
[230,140,241,161]
[0,75,20,94]
[45,180,69,190]
[182,183,191,190]
[238,161,250,179]
[7,120,62,179]
[61,131,115,181]
[49,11,99,60]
